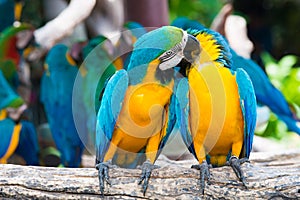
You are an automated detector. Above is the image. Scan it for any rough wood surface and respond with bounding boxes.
[0,150,300,199]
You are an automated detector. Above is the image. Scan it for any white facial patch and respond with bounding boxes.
[158,30,188,70]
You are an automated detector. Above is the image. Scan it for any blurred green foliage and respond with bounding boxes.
[263,52,300,106]
[168,0,225,27]
[255,52,300,139]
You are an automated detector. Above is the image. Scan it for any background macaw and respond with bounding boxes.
[172,17,300,135]
[71,35,119,155]
[0,23,32,90]
[95,26,198,195]
[0,69,39,165]
[176,28,256,194]
[72,26,148,155]
[40,44,84,167]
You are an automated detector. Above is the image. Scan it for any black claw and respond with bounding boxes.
[229,156,248,187]
[191,160,211,195]
[96,160,113,195]
[137,160,159,196]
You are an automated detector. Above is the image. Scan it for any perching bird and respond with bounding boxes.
[95,26,199,195]
[0,69,39,165]
[40,44,84,167]
[70,35,120,156]
[172,17,300,135]
[176,28,257,194]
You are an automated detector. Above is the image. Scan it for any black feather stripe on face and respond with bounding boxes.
[155,67,175,85]
[177,58,191,77]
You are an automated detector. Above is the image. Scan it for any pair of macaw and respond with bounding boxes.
[95,25,256,195]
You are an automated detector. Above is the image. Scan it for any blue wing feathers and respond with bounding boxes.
[15,121,39,165]
[236,68,257,158]
[175,77,197,157]
[156,86,177,158]
[96,69,128,162]
[231,50,299,134]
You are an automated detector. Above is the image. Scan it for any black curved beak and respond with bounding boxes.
[183,34,200,64]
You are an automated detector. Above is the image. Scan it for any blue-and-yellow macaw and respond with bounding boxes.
[0,69,39,165]
[95,26,199,195]
[176,28,257,194]
[172,17,300,135]
[40,44,84,167]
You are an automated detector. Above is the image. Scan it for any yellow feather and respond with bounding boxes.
[188,64,244,166]
[196,33,222,67]
[104,59,174,164]
[0,110,7,120]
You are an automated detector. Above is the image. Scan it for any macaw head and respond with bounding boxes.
[187,28,231,69]
[44,44,76,75]
[127,26,200,84]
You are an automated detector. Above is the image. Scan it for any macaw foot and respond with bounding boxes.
[137,160,159,196]
[191,160,211,195]
[95,160,114,195]
[228,156,249,187]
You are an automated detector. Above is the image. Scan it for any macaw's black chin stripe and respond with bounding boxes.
[177,58,191,77]
[155,67,174,85]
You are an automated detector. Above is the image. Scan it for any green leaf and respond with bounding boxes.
[278,55,297,70]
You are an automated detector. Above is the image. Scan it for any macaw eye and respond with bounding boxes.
[159,50,176,63]
[166,50,173,56]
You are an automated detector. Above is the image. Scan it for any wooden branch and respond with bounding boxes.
[1,151,300,199]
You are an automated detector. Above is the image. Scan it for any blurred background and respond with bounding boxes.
[1,0,299,167]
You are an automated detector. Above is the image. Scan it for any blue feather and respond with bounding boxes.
[14,121,39,165]
[96,69,129,162]
[41,44,84,167]
[235,68,257,158]
[175,77,196,156]
[0,118,15,159]
[231,50,300,135]
[0,0,14,32]
[0,69,23,109]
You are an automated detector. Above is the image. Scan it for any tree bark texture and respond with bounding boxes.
[0,150,299,199]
